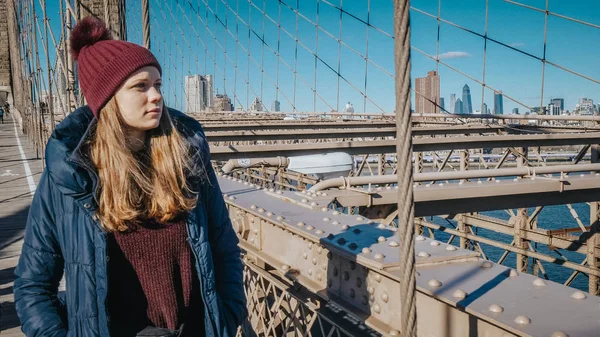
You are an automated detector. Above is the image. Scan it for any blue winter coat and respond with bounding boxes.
[13,106,247,337]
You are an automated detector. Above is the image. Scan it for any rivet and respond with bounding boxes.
[312,258,317,265]
[258,208,265,213]
[362,296,369,305]
[317,273,322,281]
[303,253,308,260]
[333,211,340,215]
[337,238,347,245]
[367,287,375,295]
[362,247,371,254]
[249,238,255,244]
[533,278,547,287]
[296,222,305,227]
[377,224,386,229]
[266,212,273,217]
[352,228,361,234]
[301,198,308,203]
[389,330,400,336]
[377,236,386,243]
[453,289,467,299]
[250,205,257,209]
[368,220,375,224]
[347,242,357,250]
[321,207,328,212]
[282,264,290,271]
[349,261,356,270]
[276,190,283,195]
[374,253,384,259]
[253,229,259,234]
[381,291,389,303]
[571,291,586,300]
[333,267,338,276]
[372,304,381,314]
[268,188,275,192]
[349,288,355,298]
[446,245,457,251]
[429,240,440,246]
[514,315,531,325]
[415,235,425,241]
[428,279,442,287]
[328,279,333,287]
[315,229,324,235]
[332,221,340,225]
[308,243,313,249]
[481,261,493,268]
[327,252,333,259]
[255,185,261,190]
[343,272,350,281]
[276,216,284,221]
[243,182,249,185]
[418,251,430,258]
[509,269,519,277]
[342,225,350,230]
[223,194,229,198]
[323,217,331,221]
[356,216,364,221]
[301,190,307,194]
[312,193,318,197]
[374,274,382,283]
[388,241,399,247]
[310,202,317,206]
[306,225,314,230]
[489,304,504,313]
[356,278,362,288]
[327,234,335,240]
[317,247,323,254]
[308,269,313,275]
[322,192,328,196]
[551,331,569,337]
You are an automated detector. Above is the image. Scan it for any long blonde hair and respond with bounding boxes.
[90,98,198,232]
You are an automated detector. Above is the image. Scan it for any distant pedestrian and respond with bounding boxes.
[0,105,4,124]
[13,16,246,337]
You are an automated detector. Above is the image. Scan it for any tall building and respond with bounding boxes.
[548,104,560,116]
[450,94,456,114]
[483,103,489,114]
[343,102,355,113]
[454,98,463,114]
[551,98,564,112]
[462,84,472,114]
[512,108,519,114]
[214,93,233,111]
[271,100,281,112]
[440,97,445,112]
[205,75,214,110]
[415,70,440,113]
[250,97,263,111]
[494,92,504,115]
[185,74,212,113]
[578,97,594,115]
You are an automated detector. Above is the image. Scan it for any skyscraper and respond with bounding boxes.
[415,71,440,113]
[483,103,488,114]
[551,98,564,112]
[250,97,263,111]
[271,100,281,112]
[512,108,519,114]
[440,97,445,112]
[462,84,472,114]
[185,75,209,113]
[454,98,463,114]
[494,92,504,115]
[450,94,456,114]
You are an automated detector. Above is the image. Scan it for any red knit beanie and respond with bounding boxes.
[70,17,162,118]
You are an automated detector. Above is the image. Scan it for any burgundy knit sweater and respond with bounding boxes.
[107,219,204,336]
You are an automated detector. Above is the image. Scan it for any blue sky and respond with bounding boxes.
[35,1,600,114]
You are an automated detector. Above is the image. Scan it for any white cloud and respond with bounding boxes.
[437,51,471,60]
[509,42,525,48]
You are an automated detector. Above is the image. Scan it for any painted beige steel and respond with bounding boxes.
[221,156,290,173]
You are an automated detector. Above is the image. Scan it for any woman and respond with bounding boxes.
[13,17,246,337]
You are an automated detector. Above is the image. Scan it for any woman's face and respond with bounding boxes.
[114,66,163,132]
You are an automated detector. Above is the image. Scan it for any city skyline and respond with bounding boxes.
[33,1,600,114]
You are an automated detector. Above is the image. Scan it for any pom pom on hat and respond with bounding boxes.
[70,16,112,61]
[69,17,161,117]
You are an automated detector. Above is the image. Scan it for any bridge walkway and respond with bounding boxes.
[0,115,44,337]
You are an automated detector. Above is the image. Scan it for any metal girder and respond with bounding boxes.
[206,128,396,142]
[209,132,600,160]
[201,120,395,132]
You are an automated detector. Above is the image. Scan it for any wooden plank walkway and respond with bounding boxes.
[0,115,44,336]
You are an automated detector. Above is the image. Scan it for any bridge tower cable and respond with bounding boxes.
[394,0,417,336]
